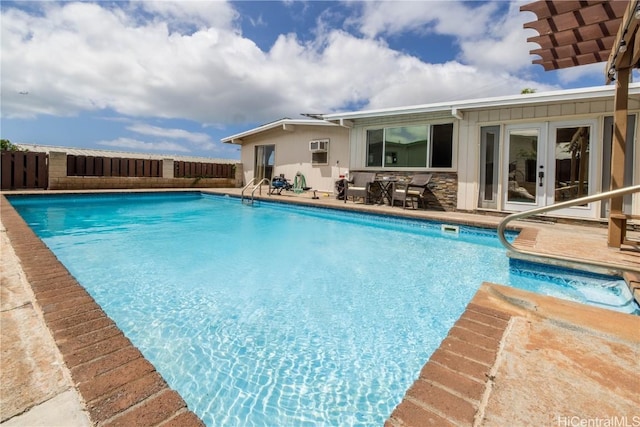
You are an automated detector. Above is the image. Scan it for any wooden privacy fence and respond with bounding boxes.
[1,151,48,190]
[174,161,234,178]
[67,155,162,177]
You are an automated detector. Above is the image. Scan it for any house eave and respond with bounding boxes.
[322,84,640,122]
[221,119,338,144]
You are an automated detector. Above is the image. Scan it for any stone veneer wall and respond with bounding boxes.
[424,172,457,212]
[47,151,243,190]
[370,171,458,212]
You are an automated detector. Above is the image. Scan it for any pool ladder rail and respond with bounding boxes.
[497,184,640,274]
[241,178,271,205]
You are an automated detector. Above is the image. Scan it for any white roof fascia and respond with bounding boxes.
[221,119,338,144]
[322,83,640,121]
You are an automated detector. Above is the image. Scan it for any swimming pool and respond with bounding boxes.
[8,192,637,426]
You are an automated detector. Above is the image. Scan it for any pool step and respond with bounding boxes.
[623,272,640,307]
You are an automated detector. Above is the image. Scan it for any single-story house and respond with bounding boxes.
[222,83,639,222]
[221,118,350,194]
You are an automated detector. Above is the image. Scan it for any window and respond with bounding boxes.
[309,138,329,165]
[430,123,453,168]
[365,123,453,168]
[366,129,383,167]
[311,151,328,165]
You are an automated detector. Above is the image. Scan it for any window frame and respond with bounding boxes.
[363,120,456,171]
[311,151,329,165]
[310,138,329,165]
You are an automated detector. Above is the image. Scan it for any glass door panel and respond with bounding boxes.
[505,128,541,210]
[553,126,590,204]
[254,144,275,181]
[548,121,597,218]
[478,126,499,209]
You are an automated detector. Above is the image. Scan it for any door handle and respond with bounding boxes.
[538,171,544,187]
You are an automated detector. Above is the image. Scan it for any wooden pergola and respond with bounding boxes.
[521,0,640,248]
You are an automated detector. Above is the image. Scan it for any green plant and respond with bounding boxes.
[1,139,23,151]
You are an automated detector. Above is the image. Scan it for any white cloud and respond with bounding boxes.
[354,1,537,74]
[556,63,606,85]
[127,123,214,147]
[458,2,535,73]
[98,137,191,153]
[354,1,498,39]
[127,123,216,151]
[134,1,239,32]
[0,0,559,128]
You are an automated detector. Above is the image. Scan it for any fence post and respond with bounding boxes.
[48,151,67,190]
[234,163,243,187]
[162,158,174,178]
[1,152,11,190]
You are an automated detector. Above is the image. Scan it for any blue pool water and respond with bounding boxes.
[8,192,637,426]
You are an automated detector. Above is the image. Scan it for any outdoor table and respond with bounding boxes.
[374,177,397,205]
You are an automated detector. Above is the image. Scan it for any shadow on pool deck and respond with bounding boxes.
[1,189,639,426]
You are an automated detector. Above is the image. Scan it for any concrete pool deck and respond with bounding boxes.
[1,189,639,426]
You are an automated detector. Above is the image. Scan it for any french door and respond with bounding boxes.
[546,120,597,217]
[503,124,546,212]
[502,121,597,217]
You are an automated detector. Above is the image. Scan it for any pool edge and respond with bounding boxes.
[386,282,640,426]
[0,195,205,426]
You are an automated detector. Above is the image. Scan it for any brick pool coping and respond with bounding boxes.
[385,302,511,427]
[1,196,204,426]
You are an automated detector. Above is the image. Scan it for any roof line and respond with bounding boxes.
[322,83,640,120]
[221,118,338,144]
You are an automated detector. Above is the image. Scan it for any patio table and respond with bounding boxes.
[374,177,397,205]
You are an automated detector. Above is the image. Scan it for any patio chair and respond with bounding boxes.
[391,173,433,209]
[344,172,377,204]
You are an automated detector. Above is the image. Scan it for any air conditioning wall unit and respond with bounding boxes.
[309,139,329,152]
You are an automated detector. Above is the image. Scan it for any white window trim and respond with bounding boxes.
[360,120,457,171]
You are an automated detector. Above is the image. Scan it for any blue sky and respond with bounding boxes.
[0,1,624,160]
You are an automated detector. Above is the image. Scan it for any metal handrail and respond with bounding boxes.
[240,178,257,204]
[240,177,272,205]
[497,184,640,273]
[250,178,271,202]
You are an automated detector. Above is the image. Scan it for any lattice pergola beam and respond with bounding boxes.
[521,0,628,71]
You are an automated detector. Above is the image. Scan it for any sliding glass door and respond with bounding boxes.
[254,145,275,181]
